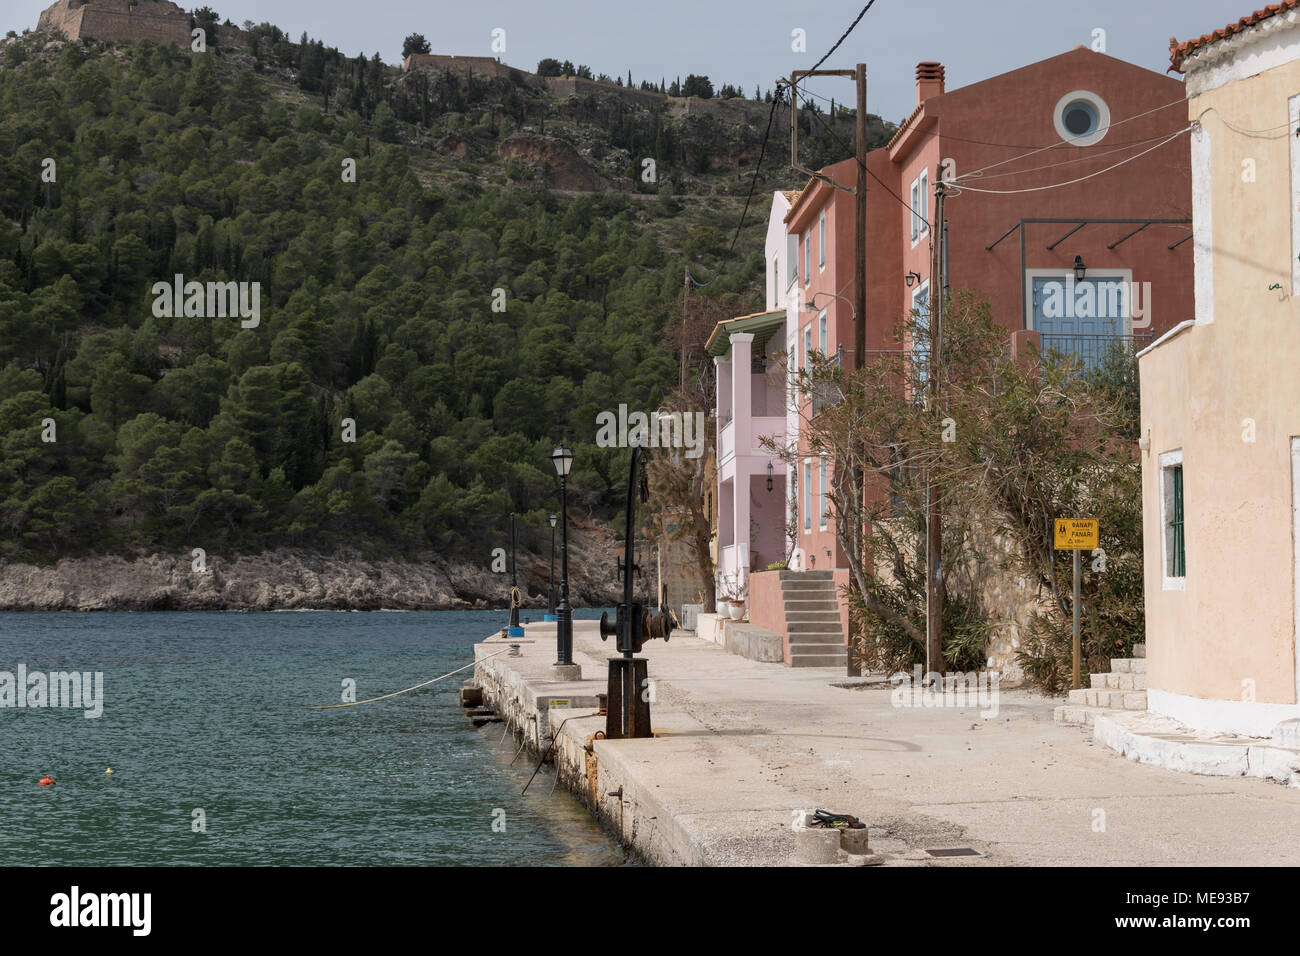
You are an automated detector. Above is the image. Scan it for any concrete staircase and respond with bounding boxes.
[1054,643,1147,726]
[780,571,846,668]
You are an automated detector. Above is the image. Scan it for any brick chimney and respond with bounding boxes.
[916,62,945,106]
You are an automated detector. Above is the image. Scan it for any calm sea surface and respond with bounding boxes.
[0,610,622,866]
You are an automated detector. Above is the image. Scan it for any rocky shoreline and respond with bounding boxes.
[0,527,625,612]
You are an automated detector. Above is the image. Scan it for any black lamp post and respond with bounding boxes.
[508,512,520,630]
[547,513,558,621]
[551,444,575,667]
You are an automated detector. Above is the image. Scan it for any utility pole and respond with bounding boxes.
[846,63,867,677]
[925,182,948,677]
[853,64,866,373]
[680,266,690,389]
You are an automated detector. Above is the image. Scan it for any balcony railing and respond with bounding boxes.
[1038,332,1154,371]
[806,348,911,416]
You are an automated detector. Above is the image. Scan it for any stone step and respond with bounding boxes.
[1054,704,1124,727]
[787,631,845,645]
[1089,672,1148,691]
[778,570,834,580]
[785,610,842,623]
[781,579,836,591]
[1110,658,1147,674]
[789,650,848,667]
[782,599,839,611]
[1068,688,1147,710]
[788,620,843,633]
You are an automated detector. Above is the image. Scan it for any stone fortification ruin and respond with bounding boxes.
[37,0,191,47]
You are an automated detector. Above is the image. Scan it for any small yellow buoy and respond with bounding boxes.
[105,768,113,775]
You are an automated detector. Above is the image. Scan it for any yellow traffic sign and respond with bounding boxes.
[1054,518,1098,550]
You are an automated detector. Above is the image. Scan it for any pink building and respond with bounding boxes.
[719,48,1193,667]
[707,308,788,597]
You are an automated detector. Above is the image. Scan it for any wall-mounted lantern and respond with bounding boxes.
[1073,255,1087,282]
[905,271,922,288]
[766,461,774,492]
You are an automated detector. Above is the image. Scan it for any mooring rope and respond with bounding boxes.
[304,647,514,709]
[510,586,522,609]
[521,711,602,795]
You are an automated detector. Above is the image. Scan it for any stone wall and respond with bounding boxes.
[403,53,514,78]
[38,0,190,46]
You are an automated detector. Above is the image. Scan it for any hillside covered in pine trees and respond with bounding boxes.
[0,16,894,608]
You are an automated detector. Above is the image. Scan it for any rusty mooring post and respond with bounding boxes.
[600,439,673,739]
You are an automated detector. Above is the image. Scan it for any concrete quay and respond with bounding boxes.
[472,621,1300,866]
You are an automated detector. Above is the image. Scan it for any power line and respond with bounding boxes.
[797,73,1183,152]
[791,85,930,232]
[731,1,880,254]
[952,97,1188,181]
[729,83,786,254]
[945,126,1191,195]
[1195,106,1294,138]
[809,1,878,73]
[963,130,1182,181]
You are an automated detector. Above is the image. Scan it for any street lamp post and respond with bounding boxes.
[507,511,520,630]
[547,513,558,621]
[551,445,575,670]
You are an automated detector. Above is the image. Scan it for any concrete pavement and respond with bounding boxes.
[475,621,1300,865]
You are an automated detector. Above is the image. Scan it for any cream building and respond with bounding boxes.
[1141,2,1300,736]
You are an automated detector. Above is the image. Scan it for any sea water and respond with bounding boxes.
[0,610,620,866]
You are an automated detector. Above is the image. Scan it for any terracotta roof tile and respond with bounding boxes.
[1170,2,1300,72]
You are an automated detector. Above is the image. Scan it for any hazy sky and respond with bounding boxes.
[3,0,1258,122]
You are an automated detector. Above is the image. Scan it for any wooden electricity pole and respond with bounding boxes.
[853,64,866,372]
[680,266,690,389]
[925,182,948,677]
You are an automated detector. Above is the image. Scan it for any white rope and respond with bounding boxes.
[305,647,514,709]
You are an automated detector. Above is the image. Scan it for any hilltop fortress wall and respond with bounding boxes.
[37,0,191,47]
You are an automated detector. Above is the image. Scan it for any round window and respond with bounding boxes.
[1053,91,1110,147]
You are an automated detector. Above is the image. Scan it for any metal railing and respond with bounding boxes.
[1037,332,1153,371]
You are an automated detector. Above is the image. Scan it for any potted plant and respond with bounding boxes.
[719,579,748,620]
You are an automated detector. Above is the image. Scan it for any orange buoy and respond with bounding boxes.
[38,774,55,787]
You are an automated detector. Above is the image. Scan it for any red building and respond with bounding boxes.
[773,47,1193,652]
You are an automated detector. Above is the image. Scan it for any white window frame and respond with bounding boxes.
[818,211,826,271]
[918,167,929,236]
[1053,90,1110,147]
[1159,448,1185,591]
[909,178,920,244]
[818,308,827,357]
[803,460,813,533]
[803,230,810,287]
[803,324,812,371]
[818,458,828,531]
[912,280,930,389]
